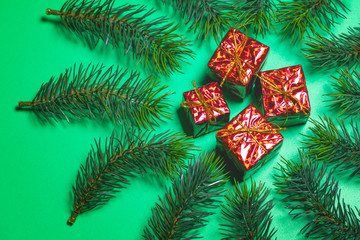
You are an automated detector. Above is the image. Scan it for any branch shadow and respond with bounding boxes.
[215,146,244,184]
[177,107,193,137]
[15,105,115,131]
[42,17,98,50]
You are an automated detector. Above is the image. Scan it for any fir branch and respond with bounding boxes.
[46,0,194,76]
[68,129,196,225]
[220,180,277,240]
[160,0,233,41]
[274,153,360,239]
[303,27,360,70]
[143,152,228,239]
[18,63,173,129]
[232,0,276,37]
[301,116,360,177]
[325,69,360,118]
[276,0,348,44]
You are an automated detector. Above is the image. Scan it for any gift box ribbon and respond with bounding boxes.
[181,81,225,124]
[219,24,258,87]
[259,70,310,123]
[216,119,283,153]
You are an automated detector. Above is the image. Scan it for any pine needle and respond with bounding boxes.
[276,0,348,44]
[46,0,194,76]
[303,26,360,70]
[68,129,197,225]
[18,63,173,129]
[274,152,360,239]
[160,0,233,42]
[325,68,360,118]
[143,152,228,239]
[220,180,277,240]
[301,116,360,177]
[232,0,276,37]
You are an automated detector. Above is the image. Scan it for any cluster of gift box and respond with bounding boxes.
[180,27,311,172]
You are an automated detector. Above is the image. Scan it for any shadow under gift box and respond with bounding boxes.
[254,65,311,127]
[181,82,230,138]
[216,103,284,172]
[207,27,269,100]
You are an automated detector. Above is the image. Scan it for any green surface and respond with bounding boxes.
[1,1,359,239]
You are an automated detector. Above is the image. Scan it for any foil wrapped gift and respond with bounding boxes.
[256,65,311,126]
[181,81,230,138]
[207,27,269,99]
[216,104,284,171]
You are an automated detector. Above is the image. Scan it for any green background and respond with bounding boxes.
[1,0,359,239]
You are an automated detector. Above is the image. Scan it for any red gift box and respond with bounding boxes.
[257,65,311,126]
[181,81,230,137]
[216,104,283,171]
[207,27,269,99]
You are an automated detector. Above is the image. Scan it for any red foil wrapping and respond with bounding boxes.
[182,82,230,137]
[216,104,283,171]
[207,28,269,99]
[259,65,311,126]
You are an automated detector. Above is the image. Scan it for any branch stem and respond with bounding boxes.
[18,88,127,108]
[67,211,78,226]
[18,101,33,107]
[68,144,151,225]
[46,9,62,16]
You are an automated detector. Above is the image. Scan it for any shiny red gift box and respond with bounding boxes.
[181,81,230,137]
[207,27,269,99]
[216,104,283,171]
[257,65,311,126]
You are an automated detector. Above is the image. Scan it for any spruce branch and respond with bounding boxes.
[68,129,196,225]
[274,152,360,239]
[232,0,276,37]
[220,180,277,240]
[46,0,194,76]
[301,116,360,177]
[276,0,348,44]
[303,27,360,70]
[325,68,360,118]
[18,63,173,129]
[143,152,228,239]
[160,0,233,41]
